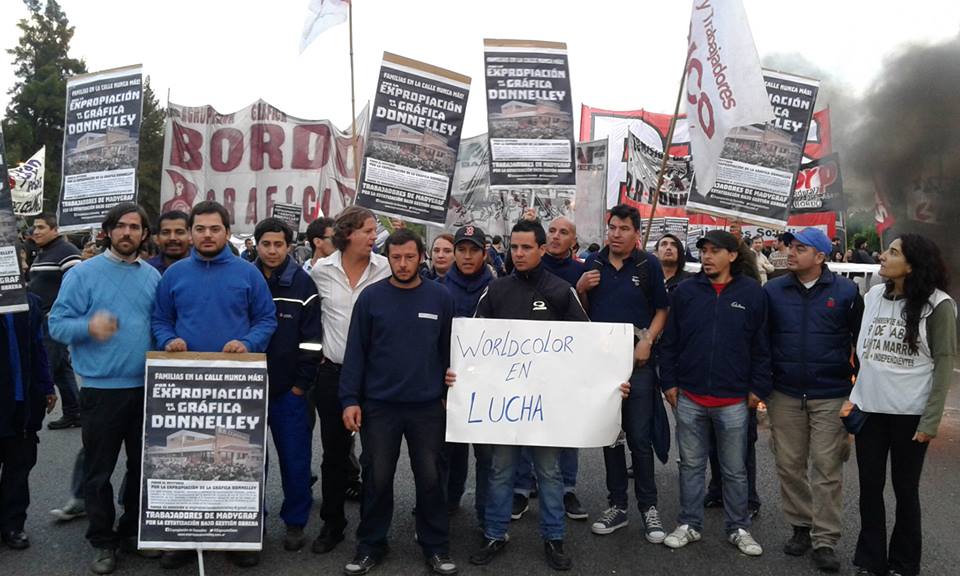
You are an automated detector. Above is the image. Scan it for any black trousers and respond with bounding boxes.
[0,433,39,532]
[313,363,353,531]
[855,413,928,576]
[81,387,144,549]
[356,400,448,558]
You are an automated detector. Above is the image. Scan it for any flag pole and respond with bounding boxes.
[348,0,361,194]
[641,63,688,249]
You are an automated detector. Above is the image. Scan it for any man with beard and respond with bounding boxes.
[339,229,457,576]
[152,201,277,569]
[48,204,161,574]
[660,230,770,558]
[146,210,190,274]
[657,233,693,293]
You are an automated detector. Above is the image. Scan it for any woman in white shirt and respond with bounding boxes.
[846,234,956,576]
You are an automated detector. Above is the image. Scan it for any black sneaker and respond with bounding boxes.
[284,525,306,551]
[344,554,378,575]
[854,570,881,576]
[425,554,458,575]
[544,540,572,571]
[703,495,723,508]
[748,505,761,520]
[160,550,195,569]
[226,551,260,568]
[1,530,29,550]
[345,481,362,502]
[811,546,840,572]
[469,538,507,565]
[120,537,161,559]
[563,492,588,520]
[312,522,346,554]
[47,415,81,430]
[90,548,117,575]
[783,526,811,556]
[511,494,529,520]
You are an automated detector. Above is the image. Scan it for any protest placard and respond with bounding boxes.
[59,65,143,231]
[356,53,470,226]
[271,202,303,233]
[9,146,44,217]
[0,127,28,314]
[445,318,632,448]
[139,353,268,551]
[791,153,844,214]
[642,217,690,252]
[573,139,608,250]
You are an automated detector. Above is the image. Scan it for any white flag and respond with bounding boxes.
[299,0,350,53]
[9,146,45,216]
[684,0,773,193]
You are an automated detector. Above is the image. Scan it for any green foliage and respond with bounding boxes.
[137,77,164,225]
[2,0,86,213]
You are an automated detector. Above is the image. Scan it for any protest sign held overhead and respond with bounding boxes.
[642,217,690,252]
[445,134,503,234]
[484,39,576,195]
[0,127,28,314]
[574,139,608,250]
[687,70,819,227]
[355,53,470,226]
[624,130,695,211]
[59,65,143,231]
[160,100,368,235]
[446,318,632,448]
[271,202,303,232]
[684,0,774,195]
[139,353,268,551]
[9,146,45,217]
[791,153,844,214]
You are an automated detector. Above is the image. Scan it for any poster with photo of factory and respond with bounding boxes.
[138,353,268,551]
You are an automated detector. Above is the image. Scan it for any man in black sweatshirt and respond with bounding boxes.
[339,229,457,576]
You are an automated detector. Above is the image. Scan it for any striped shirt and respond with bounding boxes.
[27,236,81,313]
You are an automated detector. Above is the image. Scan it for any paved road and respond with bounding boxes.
[4,375,960,576]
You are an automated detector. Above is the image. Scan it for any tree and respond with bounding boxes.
[137,77,164,225]
[2,0,86,214]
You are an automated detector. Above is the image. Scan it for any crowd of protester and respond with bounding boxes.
[0,200,954,576]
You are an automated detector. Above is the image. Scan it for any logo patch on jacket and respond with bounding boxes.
[826,297,835,308]
[631,275,641,287]
[532,300,547,311]
[730,301,746,310]
[418,312,438,320]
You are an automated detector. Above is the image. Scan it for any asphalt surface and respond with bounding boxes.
[3,374,960,576]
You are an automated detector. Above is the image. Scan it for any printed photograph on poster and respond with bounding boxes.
[642,218,689,252]
[484,39,576,189]
[161,101,368,235]
[356,52,470,226]
[687,70,820,227]
[445,135,509,236]
[624,131,695,209]
[59,65,143,231]
[574,139,607,250]
[271,202,303,233]
[9,146,45,217]
[139,353,268,551]
[0,128,29,314]
[791,153,844,214]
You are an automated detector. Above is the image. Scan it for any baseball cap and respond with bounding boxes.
[695,230,739,252]
[781,228,832,255]
[454,225,486,249]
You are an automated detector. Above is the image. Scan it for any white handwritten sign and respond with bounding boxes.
[446,318,633,447]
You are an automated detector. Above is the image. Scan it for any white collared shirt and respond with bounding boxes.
[310,250,390,363]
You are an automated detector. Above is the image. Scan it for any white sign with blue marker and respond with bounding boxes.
[446,318,633,448]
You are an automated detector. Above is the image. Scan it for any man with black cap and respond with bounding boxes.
[763,227,863,572]
[438,225,495,516]
[656,233,693,294]
[659,229,771,558]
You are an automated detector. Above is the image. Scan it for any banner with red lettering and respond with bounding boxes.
[160,100,368,235]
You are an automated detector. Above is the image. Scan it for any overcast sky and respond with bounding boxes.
[2,0,959,139]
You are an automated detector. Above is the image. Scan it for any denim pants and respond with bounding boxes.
[43,321,80,419]
[485,445,564,541]
[675,393,750,534]
[603,365,658,510]
[81,387,143,549]
[267,389,313,528]
[514,447,577,496]
[706,407,760,509]
[356,400,448,558]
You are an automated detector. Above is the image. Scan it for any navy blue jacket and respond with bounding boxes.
[660,273,772,399]
[257,256,323,397]
[541,253,585,288]
[439,264,493,318]
[0,294,54,437]
[764,268,864,399]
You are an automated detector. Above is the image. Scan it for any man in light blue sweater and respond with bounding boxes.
[48,203,161,575]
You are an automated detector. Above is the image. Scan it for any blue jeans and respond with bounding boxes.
[514,448,578,496]
[267,389,313,527]
[603,365,658,510]
[675,393,750,534]
[357,400,448,558]
[485,445,564,541]
[44,324,80,419]
[706,407,760,509]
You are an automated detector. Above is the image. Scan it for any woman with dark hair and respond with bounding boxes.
[846,234,957,576]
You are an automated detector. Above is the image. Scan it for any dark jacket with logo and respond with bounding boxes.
[764,268,863,400]
[475,264,588,322]
[660,272,772,399]
[257,256,323,397]
[1,294,54,437]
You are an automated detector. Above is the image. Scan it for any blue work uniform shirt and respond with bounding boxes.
[583,247,669,329]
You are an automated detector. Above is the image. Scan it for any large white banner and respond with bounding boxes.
[9,146,44,216]
[685,0,773,194]
[446,318,632,448]
[160,100,368,235]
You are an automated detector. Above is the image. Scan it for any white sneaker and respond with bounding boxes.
[729,528,763,556]
[663,524,701,549]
